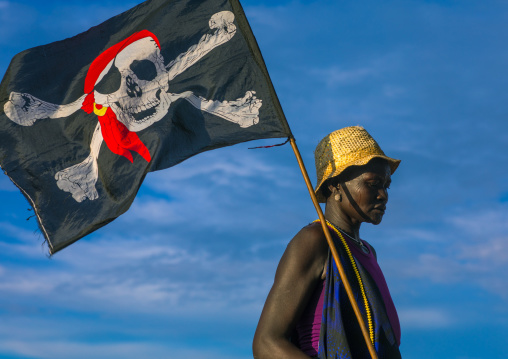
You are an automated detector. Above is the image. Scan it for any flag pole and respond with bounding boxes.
[289,136,378,359]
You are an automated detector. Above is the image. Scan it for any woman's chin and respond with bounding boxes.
[370,215,384,225]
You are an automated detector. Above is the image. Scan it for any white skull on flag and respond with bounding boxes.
[92,34,172,132]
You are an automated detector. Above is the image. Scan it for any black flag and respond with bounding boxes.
[0,0,291,253]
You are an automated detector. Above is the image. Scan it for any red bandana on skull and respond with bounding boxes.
[81,30,160,163]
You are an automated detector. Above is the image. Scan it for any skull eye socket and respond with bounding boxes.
[130,60,158,81]
[94,65,121,94]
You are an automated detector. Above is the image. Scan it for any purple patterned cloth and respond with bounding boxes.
[296,221,402,358]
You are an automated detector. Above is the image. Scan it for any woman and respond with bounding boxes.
[253,126,402,359]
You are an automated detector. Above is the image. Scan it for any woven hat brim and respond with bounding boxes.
[315,155,400,203]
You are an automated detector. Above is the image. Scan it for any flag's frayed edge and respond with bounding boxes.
[1,167,53,254]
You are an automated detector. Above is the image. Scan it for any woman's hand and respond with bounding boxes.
[253,222,328,359]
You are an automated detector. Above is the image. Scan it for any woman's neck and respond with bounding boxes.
[324,207,361,240]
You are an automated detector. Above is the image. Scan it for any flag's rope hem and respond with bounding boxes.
[248,137,290,149]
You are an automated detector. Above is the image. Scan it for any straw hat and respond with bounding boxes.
[314,126,400,203]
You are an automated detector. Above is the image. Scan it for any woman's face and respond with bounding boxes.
[339,159,392,225]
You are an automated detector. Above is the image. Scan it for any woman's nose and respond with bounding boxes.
[377,188,388,202]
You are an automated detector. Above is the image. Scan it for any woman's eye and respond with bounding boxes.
[368,181,389,190]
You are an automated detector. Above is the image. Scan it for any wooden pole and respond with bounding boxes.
[289,137,378,359]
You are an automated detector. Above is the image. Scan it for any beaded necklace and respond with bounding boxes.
[332,224,370,254]
[314,219,374,345]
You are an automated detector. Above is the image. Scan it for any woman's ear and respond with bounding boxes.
[331,184,342,202]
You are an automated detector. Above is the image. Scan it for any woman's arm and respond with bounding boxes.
[253,223,329,359]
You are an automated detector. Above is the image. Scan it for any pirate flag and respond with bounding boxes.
[0,0,291,254]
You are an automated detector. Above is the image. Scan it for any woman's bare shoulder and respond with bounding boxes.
[278,222,329,278]
[292,222,328,248]
[290,221,328,249]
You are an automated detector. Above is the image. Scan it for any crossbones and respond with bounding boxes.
[4,11,261,202]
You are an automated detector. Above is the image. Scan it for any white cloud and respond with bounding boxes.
[456,235,508,298]
[448,208,508,273]
[0,222,48,258]
[386,238,505,286]
[448,209,508,239]
[244,5,289,31]
[145,148,295,193]
[117,148,307,234]
[0,276,55,294]
[0,340,249,359]
[398,307,453,329]
[127,197,184,224]
[399,253,463,283]
[309,66,375,87]
[0,232,277,320]
[383,207,508,300]
[383,84,406,98]
[0,221,42,242]
[459,236,508,265]
[392,227,442,243]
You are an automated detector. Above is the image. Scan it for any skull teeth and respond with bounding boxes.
[123,98,161,115]
[132,107,157,123]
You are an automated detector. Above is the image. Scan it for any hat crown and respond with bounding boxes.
[314,126,399,203]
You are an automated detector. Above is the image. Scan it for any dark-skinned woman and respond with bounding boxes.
[253,126,402,359]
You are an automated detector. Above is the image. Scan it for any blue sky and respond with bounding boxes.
[1,0,508,358]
